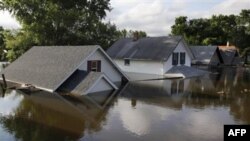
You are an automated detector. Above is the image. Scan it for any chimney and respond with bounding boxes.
[133,31,139,41]
[227,41,230,47]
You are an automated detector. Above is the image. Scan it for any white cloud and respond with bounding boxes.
[212,0,250,15]
[0,90,24,116]
[0,11,20,29]
[107,0,250,36]
[0,0,249,36]
[117,98,177,136]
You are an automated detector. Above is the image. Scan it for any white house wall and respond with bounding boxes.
[87,78,113,94]
[79,50,123,83]
[114,59,164,75]
[163,42,192,72]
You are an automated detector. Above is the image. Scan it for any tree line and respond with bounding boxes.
[171,9,250,51]
[0,0,146,62]
[0,0,249,62]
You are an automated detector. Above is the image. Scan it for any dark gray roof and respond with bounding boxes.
[166,66,208,78]
[1,46,99,91]
[219,50,238,65]
[59,70,104,95]
[190,46,218,63]
[107,36,192,61]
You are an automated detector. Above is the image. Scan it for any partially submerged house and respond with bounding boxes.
[190,46,223,66]
[1,46,128,95]
[107,36,207,80]
[218,45,241,65]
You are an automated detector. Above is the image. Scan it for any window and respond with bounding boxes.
[87,60,101,72]
[124,59,130,66]
[172,53,179,65]
[180,52,186,65]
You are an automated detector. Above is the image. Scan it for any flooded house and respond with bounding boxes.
[190,46,223,66]
[0,46,128,95]
[107,36,207,80]
[218,45,242,66]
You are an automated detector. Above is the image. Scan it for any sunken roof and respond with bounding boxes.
[190,46,218,64]
[107,36,191,61]
[166,66,208,78]
[218,46,239,65]
[59,70,109,95]
[190,46,218,63]
[1,46,99,91]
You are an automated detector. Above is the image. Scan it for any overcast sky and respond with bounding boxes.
[0,0,249,36]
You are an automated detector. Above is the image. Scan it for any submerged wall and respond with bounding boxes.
[114,59,164,75]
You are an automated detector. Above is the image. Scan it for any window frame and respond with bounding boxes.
[172,52,179,65]
[180,52,186,65]
[87,60,101,72]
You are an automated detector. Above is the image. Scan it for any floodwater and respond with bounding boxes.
[0,67,250,141]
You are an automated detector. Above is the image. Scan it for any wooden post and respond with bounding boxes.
[2,74,7,89]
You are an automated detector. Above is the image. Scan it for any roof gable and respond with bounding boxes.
[218,46,239,65]
[190,46,218,61]
[58,70,117,95]
[2,46,99,92]
[107,36,185,61]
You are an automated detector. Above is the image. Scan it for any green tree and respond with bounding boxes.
[171,9,250,51]
[4,30,37,62]
[1,0,122,61]
[237,9,250,34]
[0,26,7,61]
[119,29,147,38]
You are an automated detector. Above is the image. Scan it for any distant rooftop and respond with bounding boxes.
[107,36,191,61]
[190,46,218,62]
[218,45,238,51]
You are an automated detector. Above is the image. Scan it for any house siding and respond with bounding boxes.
[87,78,113,94]
[79,49,123,84]
[163,42,192,72]
[114,59,164,75]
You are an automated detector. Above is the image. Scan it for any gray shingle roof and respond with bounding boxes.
[107,36,190,61]
[59,70,104,95]
[1,46,99,91]
[190,46,218,63]
[219,50,238,65]
[166,66,208,78]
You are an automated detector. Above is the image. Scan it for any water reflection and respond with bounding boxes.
[0,67,250,141]
[0,89,119,141]
[117,67,250,141]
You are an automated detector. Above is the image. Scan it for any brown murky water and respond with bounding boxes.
[0,67,250,141]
